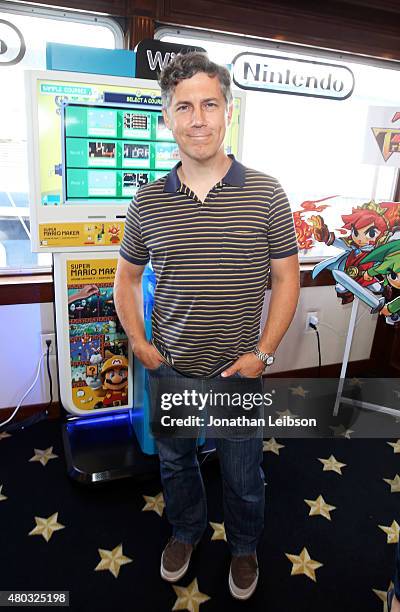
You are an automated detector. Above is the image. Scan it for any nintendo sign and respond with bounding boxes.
[232,52,354,100]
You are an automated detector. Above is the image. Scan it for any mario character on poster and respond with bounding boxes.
[86,353,129,409]
[67,259,130,411]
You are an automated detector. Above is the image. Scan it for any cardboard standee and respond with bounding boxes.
[328,166,400,417]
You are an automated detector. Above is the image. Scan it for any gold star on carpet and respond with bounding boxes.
[383,475,400,493]
[379,520,400,544]
[0,485,7,501]
[373,581,394,608]
[0,432,11,441]
[275,408,299,419]
[29,447,58,466]
[172,578,210,612]
[289,386,309,398]
[28,512,65,542]
[387,440,400,454]
[142,492,165,517]
[285,547,323,582]
[329,425,354,439]
[305,495,336,521]
[263,438,285,455]
[209,522,226,541]
[318,455,347,475]
[95,543,132,578]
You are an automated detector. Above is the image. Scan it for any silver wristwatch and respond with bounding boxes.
[252,346,275,366]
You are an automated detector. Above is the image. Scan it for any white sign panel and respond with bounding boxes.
[363,105,400,167]
[232,52,354,100]
[0,19,25,66]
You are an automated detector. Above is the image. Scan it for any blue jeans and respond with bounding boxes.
[146,363,265,556]
[394,541,400,600]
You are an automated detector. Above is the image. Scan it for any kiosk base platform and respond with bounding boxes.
[62,411,216,484]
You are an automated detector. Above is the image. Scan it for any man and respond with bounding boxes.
[388,541,400,611]
[114,52,299,600]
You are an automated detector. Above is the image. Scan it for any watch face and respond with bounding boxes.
[266,355,274,366]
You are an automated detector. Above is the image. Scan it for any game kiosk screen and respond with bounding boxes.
[63,104,173,204]
[28,73,242,251]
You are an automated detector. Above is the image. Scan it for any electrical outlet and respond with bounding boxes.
[40,333,56,354]
[305,312,319,332]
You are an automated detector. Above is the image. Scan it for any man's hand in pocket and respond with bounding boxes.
[221,352,265,378]
[134,341,167,370]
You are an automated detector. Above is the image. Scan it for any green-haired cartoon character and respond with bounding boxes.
[363,240,400,325]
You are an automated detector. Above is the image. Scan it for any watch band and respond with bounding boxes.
[253,346,275,366]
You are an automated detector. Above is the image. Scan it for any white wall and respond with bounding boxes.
[261,286,377,373]
[0,302,59,411]
[0,286,377,411]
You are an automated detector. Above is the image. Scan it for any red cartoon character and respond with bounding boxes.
[292,195,337,252]
[311,201,392,304]
[108,224,121,244]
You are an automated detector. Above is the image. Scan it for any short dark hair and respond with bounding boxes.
[158,51,232,109]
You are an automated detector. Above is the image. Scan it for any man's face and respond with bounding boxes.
[351,222,382,247]
[162,72,232,163]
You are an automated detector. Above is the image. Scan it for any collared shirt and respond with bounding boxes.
[120,155,298,377]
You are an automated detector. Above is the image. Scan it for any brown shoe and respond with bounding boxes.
[229,553,259,600]
[160,537,194,582]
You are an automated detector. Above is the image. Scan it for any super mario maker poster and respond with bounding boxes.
[67,259,130,411]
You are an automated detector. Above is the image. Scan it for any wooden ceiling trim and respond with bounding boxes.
[159,0,400,59]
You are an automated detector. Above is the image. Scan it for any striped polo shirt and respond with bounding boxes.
[120,155,298,377]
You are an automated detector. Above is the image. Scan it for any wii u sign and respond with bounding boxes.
[147,50,175,72]
[135,39,206,80]
[232,52,354,100]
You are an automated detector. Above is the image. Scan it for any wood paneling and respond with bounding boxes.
[0,268,333,306]
[125,0,158,17]
[14,0,400,59]
[126,15,155,49]
[0,275,54,305]
[370,314,400,376]
[159,0,400,59]
[300,267,335,288]
[0,402,61,424]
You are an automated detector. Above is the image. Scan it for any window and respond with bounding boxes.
[0,2,123,274]
[157,28,400,261]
